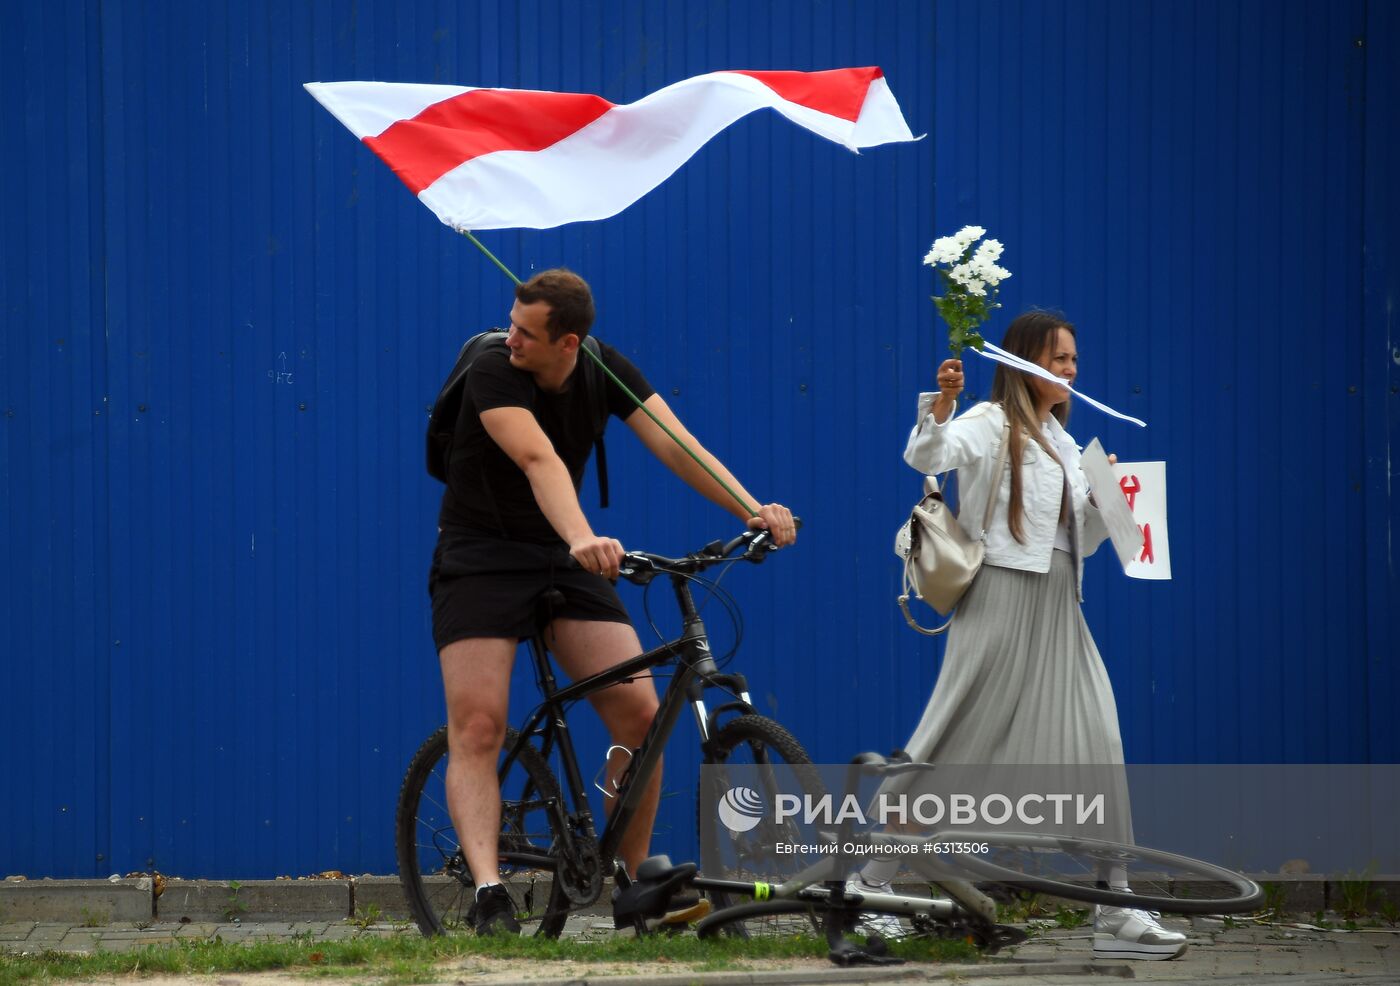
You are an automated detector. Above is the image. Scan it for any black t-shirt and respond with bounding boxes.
[437,338,655,543]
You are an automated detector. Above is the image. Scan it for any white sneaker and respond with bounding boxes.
[1093,904,1188,960]
[843,878,904,939]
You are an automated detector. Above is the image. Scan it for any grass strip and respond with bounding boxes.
[1,928,978,984]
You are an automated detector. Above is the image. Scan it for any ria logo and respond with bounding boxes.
[717,786,766,834]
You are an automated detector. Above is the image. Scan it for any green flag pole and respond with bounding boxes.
[461,230,759,518]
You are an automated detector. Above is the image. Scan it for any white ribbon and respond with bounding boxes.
[966,341,1147,428]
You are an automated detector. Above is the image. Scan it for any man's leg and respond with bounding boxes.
[547,618,660,875]
[438,636,517,887]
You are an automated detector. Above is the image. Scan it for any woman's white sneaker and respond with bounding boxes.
[1093,904,1187,960]
[843,878,905,939]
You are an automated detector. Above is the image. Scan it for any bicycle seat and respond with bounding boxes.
[611,854,699,929]
[635,854,695,883]
[532,587,568,631]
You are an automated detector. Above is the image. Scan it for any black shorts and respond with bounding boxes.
[428,532,632,651]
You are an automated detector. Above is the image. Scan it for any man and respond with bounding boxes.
[430,269,797,934]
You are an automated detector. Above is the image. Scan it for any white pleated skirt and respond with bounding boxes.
[898,550,1133,844]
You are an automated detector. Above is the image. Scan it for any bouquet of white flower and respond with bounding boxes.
[923,226,1012,356]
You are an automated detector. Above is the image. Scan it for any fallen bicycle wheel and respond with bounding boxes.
[944,832,1262,914]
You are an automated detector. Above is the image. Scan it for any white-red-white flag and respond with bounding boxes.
[305,68,917,231]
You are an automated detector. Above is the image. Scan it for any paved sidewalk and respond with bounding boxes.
[4,911,1399,984]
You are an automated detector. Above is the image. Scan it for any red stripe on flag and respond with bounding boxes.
[731,67,882,123]
[365,88,615,194]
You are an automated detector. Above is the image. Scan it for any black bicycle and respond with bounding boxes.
[394,526,824,936]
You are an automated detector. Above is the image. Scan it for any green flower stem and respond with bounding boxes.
[460,229,758,518]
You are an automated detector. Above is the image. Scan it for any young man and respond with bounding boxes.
[429,269,796,934]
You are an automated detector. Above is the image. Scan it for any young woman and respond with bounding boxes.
[857,311,1186,960]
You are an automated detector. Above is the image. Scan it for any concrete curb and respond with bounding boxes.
[157,879,352,923]
[0,879,152,924]
[0,874,1395,925]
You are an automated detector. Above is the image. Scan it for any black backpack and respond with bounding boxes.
[426,330,611,507]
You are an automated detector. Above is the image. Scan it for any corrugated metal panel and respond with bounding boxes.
[1,1,111,878]
[1362,0,1400,763]
[1,0,1394,879]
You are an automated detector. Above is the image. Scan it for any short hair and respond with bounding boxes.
[515,268,596,340]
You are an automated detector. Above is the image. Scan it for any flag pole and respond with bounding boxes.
[461,230,759,519]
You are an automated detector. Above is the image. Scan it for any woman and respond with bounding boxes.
[857,312,1186,960]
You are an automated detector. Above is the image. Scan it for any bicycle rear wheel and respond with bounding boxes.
[946,832,1262,914]
[697,714,828,938]
[395,726,571,936]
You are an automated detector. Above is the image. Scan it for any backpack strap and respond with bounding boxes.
[579,336,611,509]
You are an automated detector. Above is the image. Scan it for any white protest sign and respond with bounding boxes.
[1111,460,1171,580]
[1080,440,1143,570]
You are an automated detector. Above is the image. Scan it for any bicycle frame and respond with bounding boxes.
[497,568,757,886]
[692,829,998,924]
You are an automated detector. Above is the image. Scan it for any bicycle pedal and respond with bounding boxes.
[828,937,905,967]
[645,897,712,931]
[978,924,1030,953]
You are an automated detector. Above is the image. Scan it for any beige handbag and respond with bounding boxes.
[895,424,1010,635]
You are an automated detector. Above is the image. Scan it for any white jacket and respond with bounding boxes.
[904,395,1109,595]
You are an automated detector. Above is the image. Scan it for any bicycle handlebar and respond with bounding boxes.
[616,518,802,585]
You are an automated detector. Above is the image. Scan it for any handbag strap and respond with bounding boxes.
[900,422,1013,636]
[938,421,1010,537]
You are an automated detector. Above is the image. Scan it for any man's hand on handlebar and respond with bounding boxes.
[570,534,626,581]
[748,503,797,547]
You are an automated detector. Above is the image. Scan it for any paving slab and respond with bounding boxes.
[0,878,153,924]
[0,921,36,941]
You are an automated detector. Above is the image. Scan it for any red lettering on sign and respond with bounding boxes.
[1119,475,1141,512]
[1139,523,1154,564]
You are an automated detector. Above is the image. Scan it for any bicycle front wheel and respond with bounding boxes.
[948,832,1262,914]
[697,714,828,938]
[395,726,571,937]
[695,899,830,940]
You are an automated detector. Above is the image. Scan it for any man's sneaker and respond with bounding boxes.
[645,892,712,931]
[468,884,522,936]
[843,878,905,939]
[1093,904,1187,960]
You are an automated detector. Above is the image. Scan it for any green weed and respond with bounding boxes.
[1334,868,1378,921]
[1377,896,1399,927]
[1260,880,1289,918]
[1053,906,1089,930]
[222,880,247,922]
[350,902,383,931]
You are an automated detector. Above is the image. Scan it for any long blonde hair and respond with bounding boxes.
[988,312,1074,543]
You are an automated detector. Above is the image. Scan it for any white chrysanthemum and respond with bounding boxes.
[923,235,964,266]
[982,263,1012,286]
[949,263,987,296]
[966,246,1012,286]
[947,227,981,255]
[972,239,1004,264]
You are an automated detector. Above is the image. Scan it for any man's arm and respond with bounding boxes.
[478,406,625,578]
[624,394,797,546]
